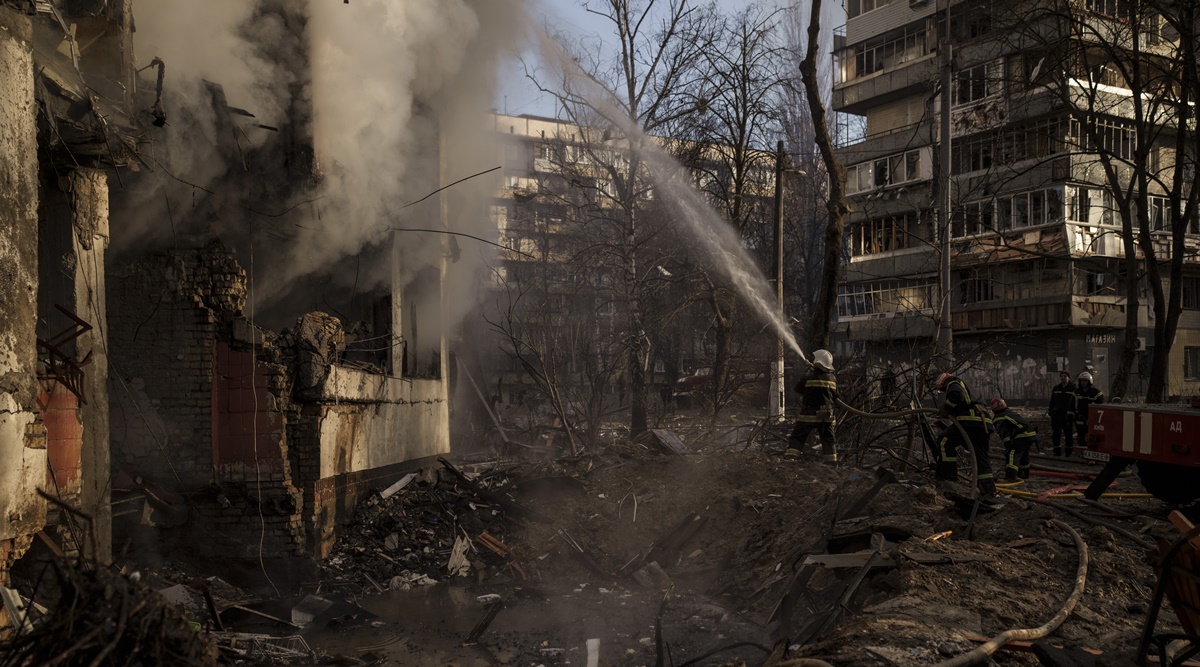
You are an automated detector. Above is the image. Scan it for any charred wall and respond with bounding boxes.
[106,243,305,560]
[0,6,48,583]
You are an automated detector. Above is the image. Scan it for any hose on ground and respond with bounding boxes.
[932,518,1089,667]
[998,488,1152,500]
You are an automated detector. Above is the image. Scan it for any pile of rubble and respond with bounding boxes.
[0,561,217,667]
[320,459,535,595]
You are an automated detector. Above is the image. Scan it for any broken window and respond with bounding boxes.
[1148,195,1172,232]
[958,270,996,304]
[837,279,935,316]
[1070,187,1092,223]
[851,211,921,255]
[953,62,999,106]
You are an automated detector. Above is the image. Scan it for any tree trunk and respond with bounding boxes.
[797,0,849,349]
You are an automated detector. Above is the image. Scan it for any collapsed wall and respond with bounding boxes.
[107,242,305,559]
[106,243,450,562]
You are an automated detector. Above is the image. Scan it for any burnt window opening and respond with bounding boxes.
[401,266,442,379]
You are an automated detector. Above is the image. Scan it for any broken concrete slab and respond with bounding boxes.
[637,429,689,455]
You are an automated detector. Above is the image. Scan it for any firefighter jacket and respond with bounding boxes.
[993,409,1037,447]
[1074,386,1104,425]
[942,378,991,432]
[1048,382,1076,418]
[794,370,837,424]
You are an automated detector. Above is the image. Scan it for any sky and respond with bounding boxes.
[497,0,792,118]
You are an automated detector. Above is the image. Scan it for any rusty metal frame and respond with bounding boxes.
[36,304,93,405]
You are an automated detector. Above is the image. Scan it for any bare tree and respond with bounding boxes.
[530,0,718,435]
[796,0,850,349]
[675,2,792,419]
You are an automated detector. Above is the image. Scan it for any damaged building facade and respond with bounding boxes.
[832,0,1200,400]
[106,241,450,561]
[0,0,138,578]
[0,0,452,588]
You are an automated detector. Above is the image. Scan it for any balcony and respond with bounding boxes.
[833,53,936,115]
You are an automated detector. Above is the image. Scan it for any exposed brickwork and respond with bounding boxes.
[107,243,305,558]
[38,382,83,499]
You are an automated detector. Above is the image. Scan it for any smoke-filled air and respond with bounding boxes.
[125,0,528,328]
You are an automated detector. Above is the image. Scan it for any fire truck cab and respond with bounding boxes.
[1083,403,1200,505]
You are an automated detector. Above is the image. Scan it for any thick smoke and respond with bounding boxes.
[124,0,530,330]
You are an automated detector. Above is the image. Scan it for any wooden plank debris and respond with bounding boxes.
[380,473,416,500]
[438,457,551,523]
[463,601,503,645]
[839,467,898,521]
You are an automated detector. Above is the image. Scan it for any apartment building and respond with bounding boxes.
[831,0,1200,401]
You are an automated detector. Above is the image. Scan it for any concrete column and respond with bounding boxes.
[68,169,112,563]
[0,7,48,582]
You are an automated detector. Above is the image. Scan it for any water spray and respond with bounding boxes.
[529,26,812,367]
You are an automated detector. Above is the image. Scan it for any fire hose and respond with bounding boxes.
[836,399,980,503]
[931,519,1089,667]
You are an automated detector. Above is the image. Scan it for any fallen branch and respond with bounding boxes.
[932,519,1089,667]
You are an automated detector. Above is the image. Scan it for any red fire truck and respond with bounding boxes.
[1082,403,1200,505]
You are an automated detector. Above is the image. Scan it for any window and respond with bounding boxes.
[1070,187,1092,223]
[952,201,994,238]
[1071,117,1137,160]
[849,25,927,82]
[1086,0,1131,19]
[837,279,935,317]
[958,270,996,304]
[848,0,894,19]
[847,149,922,194]
[1082,270,1110,295]
[850,211,923,256]
[1148,195,1173,232]
[1183,278,1200,309]
[1185,347,1200,380]
[953,62,998,106]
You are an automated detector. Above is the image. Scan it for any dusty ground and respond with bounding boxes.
[12,409,1183,666]
[300,408,1187,666]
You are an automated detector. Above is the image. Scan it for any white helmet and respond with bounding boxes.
[1078,371,1093,384]
[813,349,834,372]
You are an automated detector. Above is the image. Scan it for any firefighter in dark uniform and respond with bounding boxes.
[785,349,838,465]
[1074,371,1104,452]
[991,397,1037,481]
[1048,370,1076,457]
[933,371,997,495]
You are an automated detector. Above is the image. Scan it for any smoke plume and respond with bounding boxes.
[123,0,530,330]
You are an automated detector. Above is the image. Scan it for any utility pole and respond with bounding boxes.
[936,0,954,368]
[769,140,786,422]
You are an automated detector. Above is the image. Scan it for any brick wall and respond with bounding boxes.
[107,243,305,559]
[38,381,83,498]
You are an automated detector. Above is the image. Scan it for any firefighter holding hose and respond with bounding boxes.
[933,372,997,496]
[991,397,1037,482]
[784,349,838,465]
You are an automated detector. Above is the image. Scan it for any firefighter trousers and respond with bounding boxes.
[1004,439,1033,481]
[934,423,996,495]
[789,417,837,464]
[1051,414,1074,456]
